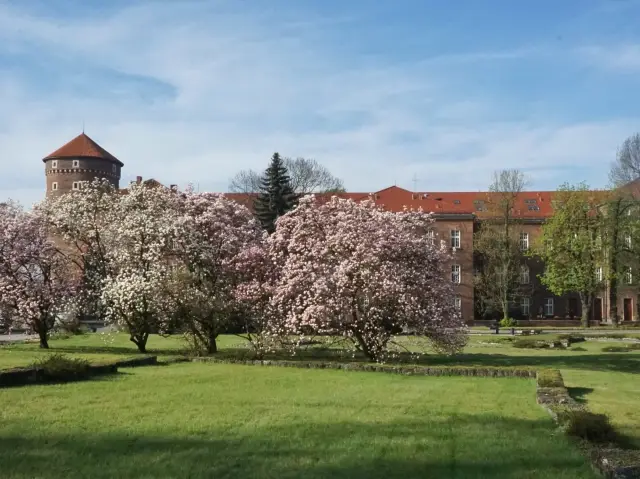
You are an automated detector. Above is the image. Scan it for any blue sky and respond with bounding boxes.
[1,0,640,206]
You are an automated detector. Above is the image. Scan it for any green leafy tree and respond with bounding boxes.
[254,153,297,233]
[537,183,605,327]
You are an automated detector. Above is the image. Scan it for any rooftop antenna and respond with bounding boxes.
[412,173,420,191]
[82,120,85,134]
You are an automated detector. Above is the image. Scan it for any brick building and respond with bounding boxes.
[43,134,636,325]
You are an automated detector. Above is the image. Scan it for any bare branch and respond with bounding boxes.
[610,133,640,187]
[228,170,262,194]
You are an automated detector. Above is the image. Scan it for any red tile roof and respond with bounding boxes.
[222,186,564,218]
[43,133,123,166]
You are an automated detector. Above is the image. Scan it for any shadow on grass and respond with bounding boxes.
[24,345,189,357]
[0,415,596,479]
[567,387,595,404]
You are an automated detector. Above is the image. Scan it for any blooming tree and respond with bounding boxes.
[100,182,180,353]
[170,192,264,354]
[0,202,77,348]
[268,196,467,362]
[36,179,117,322]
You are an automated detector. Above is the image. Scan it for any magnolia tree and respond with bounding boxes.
[170,192,264,354]
[0,202,77,348]
[268,196,467,362]
[101,183,181,352]
[36,179,117,322]
[234,243,278,357]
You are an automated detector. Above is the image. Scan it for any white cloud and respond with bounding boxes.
[579,44,640,71]
[0,1,637,208]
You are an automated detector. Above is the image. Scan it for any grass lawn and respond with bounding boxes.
[0,363,597,479]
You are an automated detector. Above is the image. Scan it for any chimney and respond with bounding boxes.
[136,176,142,184]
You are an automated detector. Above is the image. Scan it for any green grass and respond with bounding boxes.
[0,363,596,479]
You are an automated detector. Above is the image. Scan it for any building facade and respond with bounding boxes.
[43,134,635,325]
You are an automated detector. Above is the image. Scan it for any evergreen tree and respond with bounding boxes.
[254,153,297,232]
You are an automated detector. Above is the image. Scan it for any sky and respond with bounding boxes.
[1,0,640,207]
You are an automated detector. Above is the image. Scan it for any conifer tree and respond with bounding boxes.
[254,153,297,232]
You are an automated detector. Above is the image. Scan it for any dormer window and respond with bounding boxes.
[72,160,80,168]
[453,200,461,204]
[51,160,58,169]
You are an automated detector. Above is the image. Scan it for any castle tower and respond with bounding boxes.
[43,133,123,196]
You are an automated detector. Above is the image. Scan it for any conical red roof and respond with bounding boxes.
[43,133,123,166]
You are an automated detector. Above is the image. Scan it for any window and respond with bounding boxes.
[454,296,461,311]
[473,200,486,211]
[625,234,632,249]
[51,182,58,191]
[72,160,80,168]
[544,298,554,317]
[520,265,530,284]
[625,267,633,285]
[426,230,435,245]
[527,205,540,211]
[524,198,537,204]
[72,182,79,190]
[521,297,530,316]
[519,232,529,251]
[450,230,460,248]
[112,164,117,173]
[453,199,461,205]
[51,160,58,169]
[596,266,603,282]
[451,264,461,284]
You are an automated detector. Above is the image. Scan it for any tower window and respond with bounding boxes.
[51,160,58,169]
[52,182,58,191]
[72,160,80,168]
[73,182,79,190]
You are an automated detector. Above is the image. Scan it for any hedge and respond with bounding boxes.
[191,357,537,378]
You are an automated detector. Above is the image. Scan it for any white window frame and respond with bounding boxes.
[520,264,530,284]
[625,267,633,285]
[51,182,58,191]
[72,182,79,190]
[451,264,461,284]
[596,266,603,282]
[450,230,460,249]
[72,159,80,168]
[426,230,435,245]
[454,296,462,311]
[51,160,58,169]
[521,297,530,316]
[519,232,529,251]
[544,298,554,317]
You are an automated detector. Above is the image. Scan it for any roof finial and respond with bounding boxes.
[82,120,85,134]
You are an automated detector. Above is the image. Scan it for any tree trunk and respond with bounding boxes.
[130,333,149,353]
[206,332,218,354]
[38,330,49,349]
[580,294,592,329]
[609,276,619,327]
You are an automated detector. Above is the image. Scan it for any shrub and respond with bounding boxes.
[556,409,618,444]
[31,354,90,381]
[537,369,564,388]
[571,346,587,352]
[513,339,549,349]
[558,334,585,344]
[499,317,517,327]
